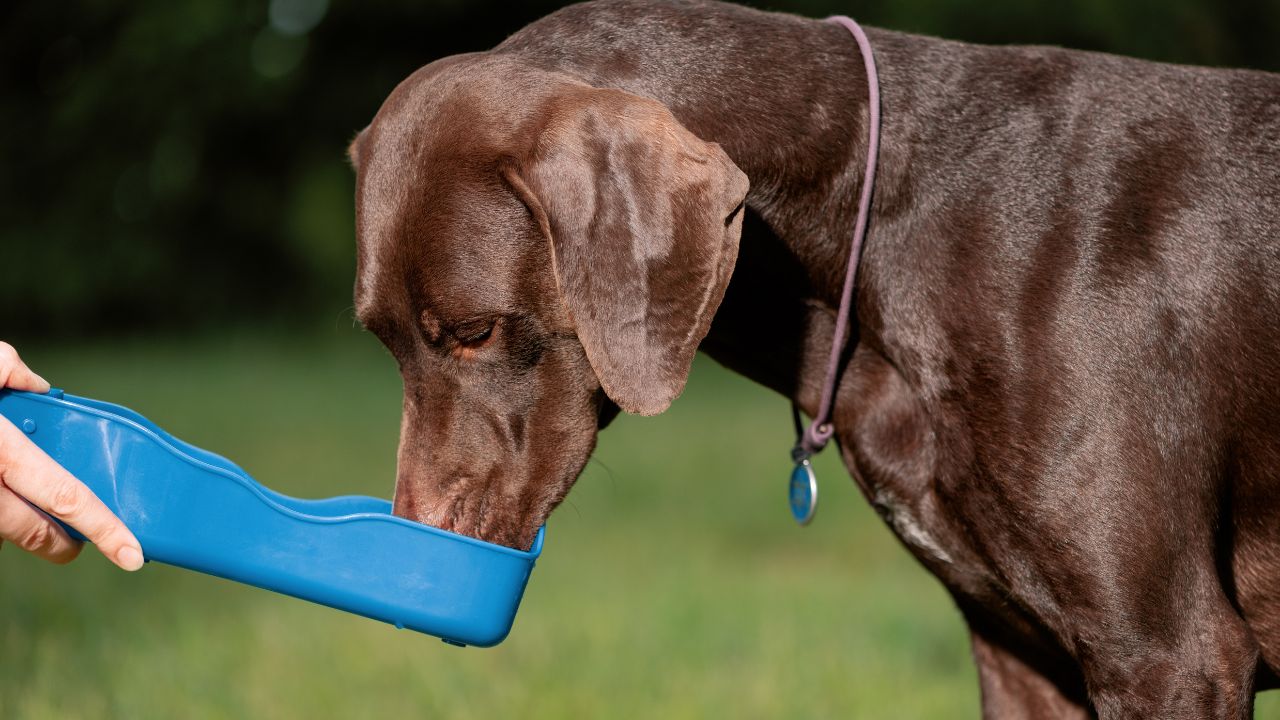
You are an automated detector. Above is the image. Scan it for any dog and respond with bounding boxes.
[345,1,1280,716]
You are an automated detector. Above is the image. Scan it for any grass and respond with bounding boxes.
[3,327,1278,718]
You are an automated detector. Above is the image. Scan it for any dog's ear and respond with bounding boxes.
[347,127,367,168]
[504,87,749,416]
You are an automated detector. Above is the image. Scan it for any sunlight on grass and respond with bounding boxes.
[7,327,1275,718]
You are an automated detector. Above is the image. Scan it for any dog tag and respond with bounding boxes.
[789,459,818,525]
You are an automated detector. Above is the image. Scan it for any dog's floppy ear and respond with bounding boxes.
[504,87,749,416]
[346,127,367,168]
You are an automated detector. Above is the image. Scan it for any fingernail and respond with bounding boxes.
[33,374,51,392]
[117,545,144,571]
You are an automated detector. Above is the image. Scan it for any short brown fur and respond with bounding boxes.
[350,2,1280,716]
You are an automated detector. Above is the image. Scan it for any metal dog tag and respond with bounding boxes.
[789,459,818,525]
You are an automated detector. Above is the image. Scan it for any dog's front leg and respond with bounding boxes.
[966,615,1092,720]
[1080,599,1258,719]
[835,340,1262,717]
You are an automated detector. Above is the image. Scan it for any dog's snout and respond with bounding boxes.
[392,469,476,521]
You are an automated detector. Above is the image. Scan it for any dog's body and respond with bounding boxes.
[349,1,1280,716]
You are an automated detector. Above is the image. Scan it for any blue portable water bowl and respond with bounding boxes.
[0,389,543,647]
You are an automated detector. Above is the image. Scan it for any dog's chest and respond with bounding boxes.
[869,488,955,565]
[854,455,995,598]
[833,350,988,589]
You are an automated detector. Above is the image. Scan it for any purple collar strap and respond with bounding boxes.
[788,16,881,525]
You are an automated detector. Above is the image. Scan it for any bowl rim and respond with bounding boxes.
[4,389,545,560]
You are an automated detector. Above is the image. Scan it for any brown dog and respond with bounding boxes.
[347,1,1280,716]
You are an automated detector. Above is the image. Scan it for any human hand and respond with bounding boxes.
[0,342,144,570]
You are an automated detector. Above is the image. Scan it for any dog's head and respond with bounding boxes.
[349,55,748,548]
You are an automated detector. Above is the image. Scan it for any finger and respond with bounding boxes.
[0,417,143,570]
[0,342,51,393]
[0,482,83,564]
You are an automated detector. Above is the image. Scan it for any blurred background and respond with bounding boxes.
[2,1,1278,718]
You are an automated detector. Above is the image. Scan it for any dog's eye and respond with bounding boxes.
[725,199,745,227]
[454,318,496,348]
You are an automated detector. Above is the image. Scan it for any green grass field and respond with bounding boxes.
[4,328,1279,718]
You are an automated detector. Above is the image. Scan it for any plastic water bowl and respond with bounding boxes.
[0,388,543,647]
